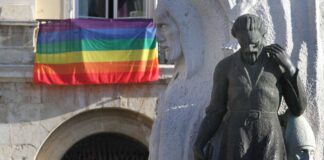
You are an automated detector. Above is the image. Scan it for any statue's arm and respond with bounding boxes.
[281,69,307,116]
[194,61,228,158]
[264,44,307,116]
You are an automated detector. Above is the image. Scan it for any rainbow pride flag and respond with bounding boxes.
[33,19,159,85]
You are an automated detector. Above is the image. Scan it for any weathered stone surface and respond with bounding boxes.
[15,83,41,103]
[0,104,9,123]
[0,81,167,160]
[0,124,10,145]
[11,144,37,160]
[97,97,121,109]
[0,25,34,47]
[10,122,47,147]
[0,0,35,22]
[150,0,226,159]
[8,122,49,160]
[7,103,41,123]
[150,0,324,160]
[81,85,117,106]
[127,97,158,119]
[0,5,34,21]
[0,47,34,64]
[0,145,11,159]
[0,83,17,104]
[0,25,35,65]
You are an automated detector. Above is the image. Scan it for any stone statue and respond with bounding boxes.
[154,0,204,78]
[149,0,207,159]
[193,14,307,160]
[285,114,316,160]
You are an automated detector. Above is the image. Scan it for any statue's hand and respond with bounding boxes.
[193,143,205,160]
[264,44,296,77]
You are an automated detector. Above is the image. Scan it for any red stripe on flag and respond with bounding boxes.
[34,59,158,75]
[33,69,159,85]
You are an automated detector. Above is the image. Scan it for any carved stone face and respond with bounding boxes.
[294,146,315,160]
[235,29,263,63]
[154,10,182,63]
[235,29,263,53]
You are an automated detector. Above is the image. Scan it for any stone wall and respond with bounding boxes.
[0,0,35,21]
[0,22,36,65]
[0,80,168,159]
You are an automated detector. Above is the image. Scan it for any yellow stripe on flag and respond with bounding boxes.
[35,49,157,64]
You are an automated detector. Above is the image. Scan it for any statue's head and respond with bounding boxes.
[154,0,204,78]
[231,14,266,56]
[285,115,316,160]
[154,4,181,63]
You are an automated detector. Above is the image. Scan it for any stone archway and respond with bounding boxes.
[35,108,153,160]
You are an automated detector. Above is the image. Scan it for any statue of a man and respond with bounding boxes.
[193,14,307,160]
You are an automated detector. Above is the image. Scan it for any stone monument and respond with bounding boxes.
[194,14,307,160]
[150,0,324,159]
[149,0,228,160]
[149,0,206,159]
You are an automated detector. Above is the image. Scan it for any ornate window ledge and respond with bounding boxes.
[0,21,37,26]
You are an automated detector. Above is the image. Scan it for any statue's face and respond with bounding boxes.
[294,146,315,160]
[235,29,263,54]
[155,11,182,63]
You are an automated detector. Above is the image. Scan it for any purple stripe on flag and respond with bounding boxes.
[39,19,154,33]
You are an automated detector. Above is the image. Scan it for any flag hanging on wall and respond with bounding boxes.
[33,19,159,85]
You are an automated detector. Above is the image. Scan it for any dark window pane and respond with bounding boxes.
[79,0,106,18]
[118,0,145,18]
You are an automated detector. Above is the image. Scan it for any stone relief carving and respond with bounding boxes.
[150,0,323,159]
[155,4,181,64]
[218,0,260,54]
[149,0,209,160]
[218,0,259,22]
[285,114,316,160]
[154,0,204,79]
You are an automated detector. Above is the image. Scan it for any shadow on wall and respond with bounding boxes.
[267,0,319,136]
[290,0,319,135]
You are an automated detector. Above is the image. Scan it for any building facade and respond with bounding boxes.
[0,0,171,159]
[35,0,158,20]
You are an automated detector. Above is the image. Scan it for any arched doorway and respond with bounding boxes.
[35,108,153,160]
[62,133,148,160]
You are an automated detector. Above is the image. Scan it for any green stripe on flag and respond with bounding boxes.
[36,38,156,54]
